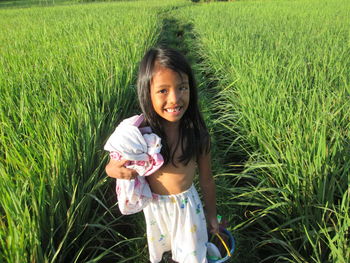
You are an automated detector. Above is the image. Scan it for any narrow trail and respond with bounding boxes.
[153,9,247,263]
[156,10,247,173]
[123,7,252,262]
[155,13,224,172]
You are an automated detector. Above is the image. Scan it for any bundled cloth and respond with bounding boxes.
[104,114,164,215]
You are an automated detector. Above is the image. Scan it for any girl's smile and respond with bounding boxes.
[150,66,190,124]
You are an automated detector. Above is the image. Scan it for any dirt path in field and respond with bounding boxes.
[156,14,246,174]
[155,14,250,262]
[152,13,250,262]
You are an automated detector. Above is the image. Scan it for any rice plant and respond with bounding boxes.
[0,1,177,261]
[175,0,350,261]
[2,0,349,262]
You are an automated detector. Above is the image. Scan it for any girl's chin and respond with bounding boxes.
[161,116,182,123]
[160,113,184,124]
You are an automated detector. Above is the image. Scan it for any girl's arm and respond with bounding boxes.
[198,151,219,234]
[105,159,138,180]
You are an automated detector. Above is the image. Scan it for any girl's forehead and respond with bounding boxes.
[151,65,188,82]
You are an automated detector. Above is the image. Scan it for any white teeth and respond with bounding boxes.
[165,107,180,112]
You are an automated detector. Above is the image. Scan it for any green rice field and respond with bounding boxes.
[1,0,349,262]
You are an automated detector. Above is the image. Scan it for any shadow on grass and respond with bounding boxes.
[155,14,254,263]
[157,15,248,170]
[0,0,70,9]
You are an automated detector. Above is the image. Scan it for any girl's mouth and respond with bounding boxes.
[164,106,182,113]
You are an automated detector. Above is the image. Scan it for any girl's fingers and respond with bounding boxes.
[209,221,219,234]
[130,169,138,178]
[120,167,138,179]
[116,159,129,167]
[107,159,125,168]
[208,216,220,234]
[210,225,220,235]
[106,159,138,179]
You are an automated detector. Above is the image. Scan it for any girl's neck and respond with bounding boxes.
[163,120,180,138]
[163,120,181,151]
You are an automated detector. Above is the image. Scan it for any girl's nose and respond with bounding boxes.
[168,89,181,104]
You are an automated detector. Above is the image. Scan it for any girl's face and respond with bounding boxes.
[150,65,190,124]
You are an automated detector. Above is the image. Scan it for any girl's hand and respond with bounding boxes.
[207,214,220,234]
[105,159,138,180]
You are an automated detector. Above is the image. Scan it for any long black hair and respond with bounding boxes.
[137,47,210,165]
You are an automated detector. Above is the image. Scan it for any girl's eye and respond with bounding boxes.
[158,89,167,94]
[180,86,189,91]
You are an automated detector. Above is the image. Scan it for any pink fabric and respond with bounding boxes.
[109,151,163,176]
[105,114,164,215]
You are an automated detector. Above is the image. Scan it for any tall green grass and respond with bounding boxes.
[176,0,350,262]
[0,0,176,261]
[2,0,349,262]
[0,0,136,9]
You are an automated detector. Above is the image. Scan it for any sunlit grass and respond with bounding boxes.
[0,0,182,261]
[2,0,349,262]
[176,0,350,262]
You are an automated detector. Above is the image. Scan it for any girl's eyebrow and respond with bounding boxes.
[156,82,188,89]
[157,84,170,88]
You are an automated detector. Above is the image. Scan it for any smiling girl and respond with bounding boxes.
[105,47,218,263]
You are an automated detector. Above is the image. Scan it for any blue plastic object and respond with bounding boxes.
[207,227,235,263]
